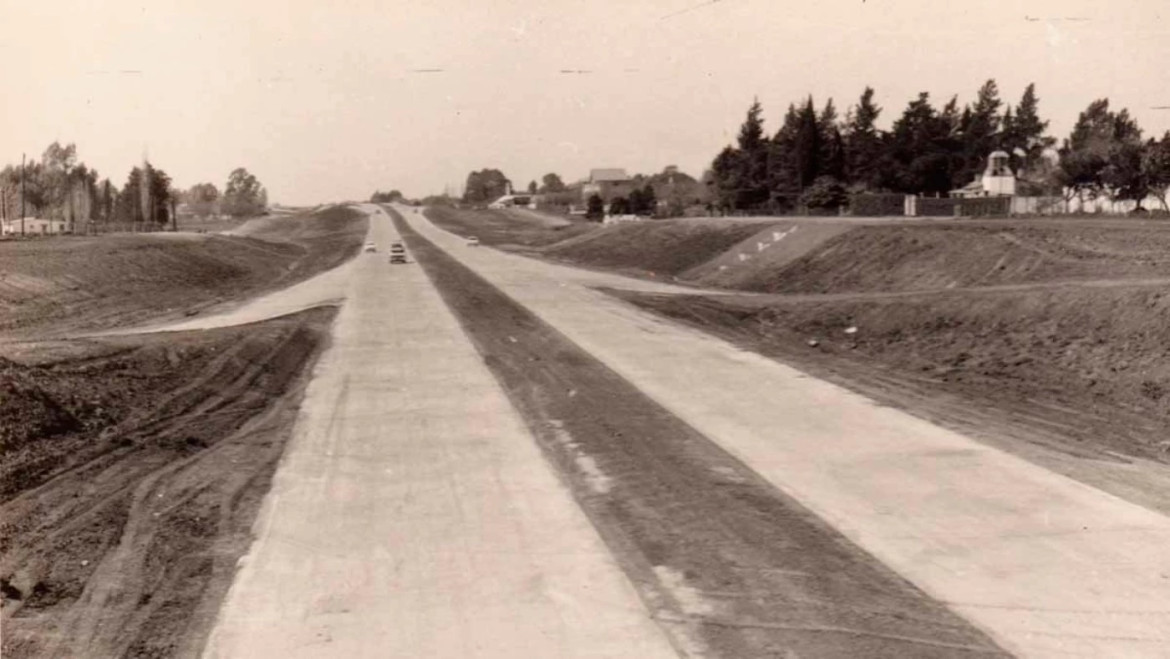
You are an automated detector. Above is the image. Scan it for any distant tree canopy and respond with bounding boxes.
[222,167,268,218]
[187,182,220,218]
[116,165,173,225]
[585,193,604,220]
[370,189,404,203]
[462,169,511,204]
[540,173,566,193]
[706,81,1091,213]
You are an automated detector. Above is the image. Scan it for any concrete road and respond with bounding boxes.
[201,205,677,658]
[397,205,1170,658]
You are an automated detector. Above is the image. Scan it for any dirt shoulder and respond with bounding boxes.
[0,307,336,659]
[615,287,1170,516]
[391,208,1006,658]
[0,205,366,338]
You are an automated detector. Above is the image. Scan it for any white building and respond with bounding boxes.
[952,151,1016,198]
[1,218,69,236]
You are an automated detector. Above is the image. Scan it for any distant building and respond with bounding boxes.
[582,168,633,202]
[952,150,1017,198]
[1,217,69,236]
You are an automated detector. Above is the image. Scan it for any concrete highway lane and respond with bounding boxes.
[395,204,1170,658]
[202,205,677,658]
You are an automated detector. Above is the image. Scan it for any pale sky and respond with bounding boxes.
[3,0,1168,204]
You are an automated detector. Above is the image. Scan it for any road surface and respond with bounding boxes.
[200,205,677,658]
[395,204,1170,658]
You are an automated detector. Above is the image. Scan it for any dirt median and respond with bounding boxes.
[0,307,336,658]
[389,207,1006,658]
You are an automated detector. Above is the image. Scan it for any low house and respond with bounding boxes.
[581,168,633,202]
[0,217,68,236]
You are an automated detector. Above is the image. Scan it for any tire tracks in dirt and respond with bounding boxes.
[0,310,335,658]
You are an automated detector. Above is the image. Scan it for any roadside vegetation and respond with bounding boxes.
[0,142,271,234]
[710,82,1170,215]
[0,205,366,336]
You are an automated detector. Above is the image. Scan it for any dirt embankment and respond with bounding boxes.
[612,219,1170,516]
[0,308,335,659]
[0,205,366,336]
[540,218,778,280]
[392,209,1005,658]
[423,206,595,249]
[744,222,1170,294]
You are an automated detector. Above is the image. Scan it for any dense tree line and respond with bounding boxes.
[710,82,1170,214]
[370,189,404,203]
[0,143,270,229]
[462,169,512,204]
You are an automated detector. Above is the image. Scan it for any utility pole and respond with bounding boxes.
[20,153,26,236]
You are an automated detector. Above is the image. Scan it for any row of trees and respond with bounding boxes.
[0,143,176,227]
[711,82,1170,213]
[182,168,269,219]
[461,170,572,205]
[0,142,269,229]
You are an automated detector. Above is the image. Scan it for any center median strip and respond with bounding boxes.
[388,207,1007,658]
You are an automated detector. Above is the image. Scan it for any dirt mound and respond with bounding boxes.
[0,206,366,336]
[685,221,854,288]
[751,223,1170,294]
[622,283,1170,475]
[0,369,80,455]
[541,218,777,279]
[0,308,334,658]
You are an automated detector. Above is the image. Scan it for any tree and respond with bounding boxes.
[1143,132,1170,212]
[1058,99,1143,203]
[767,103,803,208]
[955,79,1003,187]
[370,190,404,203]
[792,97,822,190]
[116,165,172,226]
[1000,83,1055,174]
[608,195,630,215]
[799,175,848,214]
[628,183,657,216]
[41,142,78,220]
[540,173,566,193]
[843,87,884,190]
[732,99,770,209]
[527,180,538,194]
[710,146,741,211]
[883,92,959,194]
[819,100,846,182]
[188,183,221,218]
[223,167,267,217]
[462,169,511,204]
[585,193,605,220]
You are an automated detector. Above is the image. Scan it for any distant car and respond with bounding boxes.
[364,242,377,253]
[389,253,408,264]
[466,236,479,247]
[390,243,405,253]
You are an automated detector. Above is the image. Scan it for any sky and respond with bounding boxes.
[2,0,1168,205]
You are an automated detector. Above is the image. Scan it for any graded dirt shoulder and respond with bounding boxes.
[0,205,367,338]
[390,206,1006,658]
[0,308,336,658]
